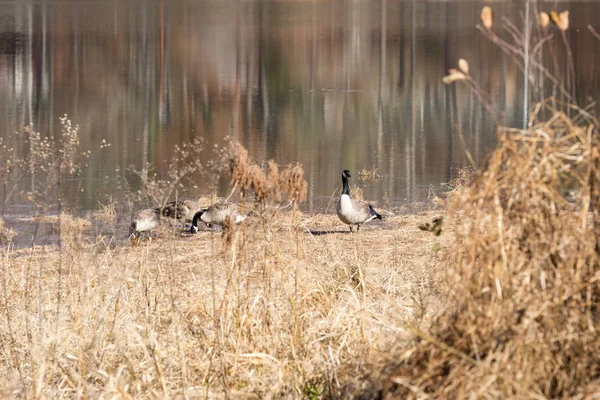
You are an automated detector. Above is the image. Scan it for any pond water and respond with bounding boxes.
[1,0,599,243]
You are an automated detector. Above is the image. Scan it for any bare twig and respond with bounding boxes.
[588,24,600,41]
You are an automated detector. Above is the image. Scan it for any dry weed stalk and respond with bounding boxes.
[0,134,25,215]
[383,103,600,398]
[19,117,90,214]
[92,199,117,226]
[131,138,205,210]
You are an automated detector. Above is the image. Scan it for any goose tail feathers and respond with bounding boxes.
[369,205,383,220]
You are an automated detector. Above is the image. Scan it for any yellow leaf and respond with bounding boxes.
[458,58,469,75]
[539,12,549,28]
[443,70,466,84]
[480,6,493,29]
[559,10,569,31]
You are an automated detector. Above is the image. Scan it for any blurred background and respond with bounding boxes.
[0,0,599,218]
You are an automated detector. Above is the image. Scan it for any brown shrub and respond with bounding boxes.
[228,141,308,207]
[382,105,600,398]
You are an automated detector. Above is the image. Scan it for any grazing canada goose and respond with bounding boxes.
[130,208,160,238]
[190,202,247,233]
[158,199,202,223]
[336,169,382,232]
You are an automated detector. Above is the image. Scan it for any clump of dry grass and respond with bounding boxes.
[358,166,382,183]
[59,211,92,250]
[228,140,307,208]
[92,199,117,226]
[0,217,17,244]
[380,103,600,398]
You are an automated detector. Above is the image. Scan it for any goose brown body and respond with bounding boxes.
[190,202,247,233]
[130,208,160,237]
[159,200,202,223]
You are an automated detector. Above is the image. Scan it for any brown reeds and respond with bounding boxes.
[381,102,600,398]
[228,140,307,208]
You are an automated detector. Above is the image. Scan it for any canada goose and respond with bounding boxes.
[130,208,160,238]
[190,202,247,233]
[158,200,202,223]
[336,169,382,232]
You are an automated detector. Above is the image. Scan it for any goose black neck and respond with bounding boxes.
[342,176,350,195]
[191,210,203,231]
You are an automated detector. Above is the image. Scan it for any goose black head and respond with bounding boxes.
[190,209,206,234]
[342,170,352,179]
[129,222,137,237]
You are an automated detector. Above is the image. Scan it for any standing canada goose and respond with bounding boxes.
[336,169,382,232]
[158,199,202,223]
[190,202,247,233]
[130,208,160,238]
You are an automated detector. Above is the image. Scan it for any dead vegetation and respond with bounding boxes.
[0,142,448,397]
[0,106,599,397]
[378,102,600,398]
[1,4,599,394]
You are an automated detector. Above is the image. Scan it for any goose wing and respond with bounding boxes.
[347,199,382,224]
[135,208,159,220]
[131,208,160,233]
[206,202,238,223]
[159,201,183,218]
[350,199,374,222]
[160,200,201,221]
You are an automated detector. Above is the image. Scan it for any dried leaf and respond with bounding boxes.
[480,6,493,29]
[443,70,466,84]
[558,10,569,31]
[539,12,550,28]
[550,11,560,25]
[458,58,469,75]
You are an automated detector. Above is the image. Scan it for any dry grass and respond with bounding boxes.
[0,217,17,244]
[379,103,600,398]
[0,139,452,398]
[59,212,92,250]
[0,208,448,398]
[92,200,117,226]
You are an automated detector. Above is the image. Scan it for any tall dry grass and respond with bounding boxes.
[379,102,600,398]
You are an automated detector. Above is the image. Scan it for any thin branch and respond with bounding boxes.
[502,16,525,45]
[477,25,573,102]
[532,33,554,56]
[224,181,238,202]
[588,25,600,41]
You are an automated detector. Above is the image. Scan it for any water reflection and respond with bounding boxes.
[0,0,599,224]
